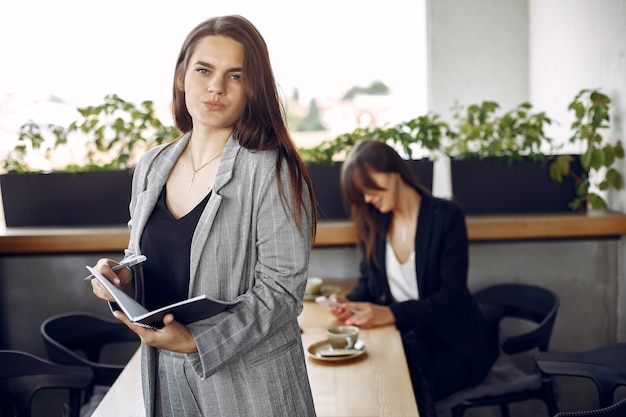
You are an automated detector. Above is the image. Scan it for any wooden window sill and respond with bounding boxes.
[1,211,626,254]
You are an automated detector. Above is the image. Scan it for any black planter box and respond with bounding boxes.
[450,156,584,215]
[307,159,434,220]
[0,170,133,227]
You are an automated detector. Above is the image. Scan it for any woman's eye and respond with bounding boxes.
[195,68,209,75]
[229,73,242,81]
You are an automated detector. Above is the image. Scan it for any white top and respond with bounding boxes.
[385,242,419,302]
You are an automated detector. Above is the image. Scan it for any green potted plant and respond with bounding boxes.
[0,94,179,227]
[299,114,446,219]
[445,101,554,162]
[445,100,584,214]
[549,89,624,211]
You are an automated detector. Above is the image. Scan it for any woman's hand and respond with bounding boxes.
[90,258,134,302]
[327,294,396,328]
[114,312,198,354]
[327,294,353,321]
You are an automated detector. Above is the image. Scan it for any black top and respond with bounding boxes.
[140,186,211,311]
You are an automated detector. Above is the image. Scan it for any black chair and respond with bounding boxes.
[0,349,93,417]
[40,311,140,407]
[553,397,626,417]
[437,283,560,417]
[536,343,626,415]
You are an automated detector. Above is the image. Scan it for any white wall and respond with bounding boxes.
[426,0,530,198]
[427,0,529,116]
[529,0,626,211]
[427,0,626,211]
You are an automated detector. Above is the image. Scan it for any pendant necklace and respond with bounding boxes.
[189,143,222,186]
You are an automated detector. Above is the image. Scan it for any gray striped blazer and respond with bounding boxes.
[124,133,316,416]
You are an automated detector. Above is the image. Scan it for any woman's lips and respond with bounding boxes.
[204,101,224,111]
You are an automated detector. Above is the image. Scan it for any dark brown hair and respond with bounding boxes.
[341,140,429,264]
[172,15,316,238]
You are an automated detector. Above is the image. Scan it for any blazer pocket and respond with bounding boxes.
[245,338,298,368]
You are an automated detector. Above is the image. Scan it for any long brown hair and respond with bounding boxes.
[172,15,316,239]
[341,140,429,264]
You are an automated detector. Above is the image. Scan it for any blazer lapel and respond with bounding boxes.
[188,136,239,291]
[371,214,392,303]
[132,135,190,249]
[414,193,434,296]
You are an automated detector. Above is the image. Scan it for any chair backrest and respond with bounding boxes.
[0,350,93,417]
[555,397,626,417]
[536,343,626,409]
[474,283,560,355]
[41,311,139,386]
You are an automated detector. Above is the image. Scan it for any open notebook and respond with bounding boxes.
[86,265,238,330]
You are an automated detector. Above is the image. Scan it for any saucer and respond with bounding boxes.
[303,284,342,301]
[307,340,366,362]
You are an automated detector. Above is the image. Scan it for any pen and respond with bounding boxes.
[83,255,147,281]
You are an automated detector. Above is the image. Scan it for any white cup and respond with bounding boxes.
[326,325,359,349]
[305,277,323,295]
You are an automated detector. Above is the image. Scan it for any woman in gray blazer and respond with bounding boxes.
[90,15,317,417]
[328,140,498,417]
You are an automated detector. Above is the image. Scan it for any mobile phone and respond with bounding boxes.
[83,255,147,281]
[315,295,357,313]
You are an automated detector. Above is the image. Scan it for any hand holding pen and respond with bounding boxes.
[83,255,147,281]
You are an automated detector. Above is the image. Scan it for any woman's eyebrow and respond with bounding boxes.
[193,60,242,72]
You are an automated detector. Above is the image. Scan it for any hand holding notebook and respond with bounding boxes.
[85,264,238,330]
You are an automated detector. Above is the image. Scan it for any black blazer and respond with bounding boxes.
[346,193,497,384]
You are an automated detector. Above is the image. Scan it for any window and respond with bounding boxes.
[0,0,427,155]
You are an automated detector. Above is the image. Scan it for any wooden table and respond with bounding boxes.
[92,301,419,417]
[299,301,419,416]
[92,348,144,417]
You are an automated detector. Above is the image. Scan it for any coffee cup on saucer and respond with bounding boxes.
[326,325,359,349]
